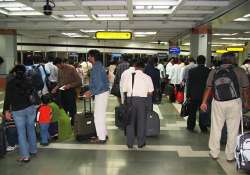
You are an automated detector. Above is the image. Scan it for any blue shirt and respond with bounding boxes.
[89,61,109,95]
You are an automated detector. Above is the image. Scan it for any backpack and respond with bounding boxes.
[213,66,240,101]
[26,65,44,91]
[41,65,53,92]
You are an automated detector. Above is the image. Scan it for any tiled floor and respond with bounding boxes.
[0,92,247,175]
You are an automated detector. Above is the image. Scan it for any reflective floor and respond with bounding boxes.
[0,91,247,175]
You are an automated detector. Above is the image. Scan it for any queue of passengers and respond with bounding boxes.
[1,51,250,163]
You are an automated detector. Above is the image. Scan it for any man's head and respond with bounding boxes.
[221,52,236,65]
[197,55,206,65]
[87,49,102,64]
[53,57,63,69]
[135,58,145,70]
[23,55,33,66]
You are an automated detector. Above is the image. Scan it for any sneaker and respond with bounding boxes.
[6,145,17,152]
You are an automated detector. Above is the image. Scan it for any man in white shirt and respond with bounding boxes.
[165,58,174,79]
[123,59,154,149]
[120,58,136,104]
[45,57,58,91]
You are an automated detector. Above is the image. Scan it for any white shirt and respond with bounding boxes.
[157,63,165,78]
[169,64,179,84]
[120,67,135,92]
[45,62,58,83]
[165,62,173,76]
[124,70,154,97]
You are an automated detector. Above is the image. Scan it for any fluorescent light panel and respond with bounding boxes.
[135,5,170,9]
[245,31,250,34]
[244,14,250,18]
[213,33,238,36]
[234,18,250,21]
[134,32,157,35]
[133,0,179,6]
[221,37,250,40]
[62,32,89,38]
[0,2,25,7]
[5,6,34,11]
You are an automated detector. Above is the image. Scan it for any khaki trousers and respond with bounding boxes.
[209,98,242,160]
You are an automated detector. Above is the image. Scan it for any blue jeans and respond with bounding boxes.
[12,105,37,158]
[40,124,50,144]
[6,127,18,147]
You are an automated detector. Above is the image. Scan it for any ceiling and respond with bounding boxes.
[0,0,248,46]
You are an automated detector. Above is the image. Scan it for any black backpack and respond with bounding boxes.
[26,65,44,91]
[213,66,240,101]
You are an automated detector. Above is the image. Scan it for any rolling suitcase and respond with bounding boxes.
[0,123,6,158]
[115,105,126,129]
[146,111,160,137]
[74,97,96,141]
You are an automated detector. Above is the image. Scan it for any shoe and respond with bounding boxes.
[30,152,37,157]
[17,157,30,163]
[201,129,208,133]
[209,153,218,160]
[127,145,133,149]
[6,145,17,152]
[186,128,195,132]
[40,143,49,146]
[90,138,106,144]
[106,136,109,140]
[138,143,146,148]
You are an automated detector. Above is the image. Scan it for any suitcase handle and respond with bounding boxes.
[83,96,92,114]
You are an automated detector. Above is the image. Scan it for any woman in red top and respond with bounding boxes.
[37,95,52,146]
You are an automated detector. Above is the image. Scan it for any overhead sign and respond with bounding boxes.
[226,47,244,52]
[95,31,132,40]
[169,47,180,54]
[216,50,228,54]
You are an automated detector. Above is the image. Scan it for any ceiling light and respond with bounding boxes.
[134,34,146,37]
[221,37,250,40]
[146,5,153,9]
[213,42,245,46]
[234,18,249,21]
[63,14,74,17]
[135,5,144,9]
[244,31,250,34]
[96,17,129,21]
[211,44,223,47]
[80,29,101,33]
[112,14,127,17]
[62,32,89,38]
[244,14,250,18]
[134,32,157,35]
[153,5,170,9]
[75,14,87,17]
[97,14,112,17]
[0,9,8,15]
[8,11,42,16]
[134,9,172,14]
[182,42,190,46]
[0,2,25,8]
[62,17,90,21]
[213,33,238,36]
[133,0,180,6]
[0,0,16,1]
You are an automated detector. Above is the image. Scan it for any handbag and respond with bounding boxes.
[111,83,121,97]
[180,99,190,117]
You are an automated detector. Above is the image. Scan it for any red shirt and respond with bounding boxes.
[37,104,52,124]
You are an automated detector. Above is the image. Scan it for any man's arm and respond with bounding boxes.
[200,87,212,111]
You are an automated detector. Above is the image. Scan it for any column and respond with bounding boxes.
[0,29,16,74]
[0,29,16,90]
[190,25,212,66]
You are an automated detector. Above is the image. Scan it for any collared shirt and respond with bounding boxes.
[120,67,135,93]
[45,62,58,83]
[165,62,173,76]
[124,70,154,97]
[89,61,109,95]
[157,63,165,78]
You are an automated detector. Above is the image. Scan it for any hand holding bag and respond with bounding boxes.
[180,98,190,117]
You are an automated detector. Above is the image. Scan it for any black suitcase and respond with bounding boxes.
[0,123,6,157]
[146,111,160,137]
[115,105,126,129]
[74,97,96,141]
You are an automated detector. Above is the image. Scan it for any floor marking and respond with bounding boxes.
[153,104,163,120]
[106,125,181,131]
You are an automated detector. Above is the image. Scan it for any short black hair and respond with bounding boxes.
[88,49,102,62]
[0,56,3,65]
[53,57,63,65]
[41,94,51,104]
[23,55,33,66]
[197,55,206,65]
[135,58,145,68]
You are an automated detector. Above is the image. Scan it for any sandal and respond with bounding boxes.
[17,157,30,163]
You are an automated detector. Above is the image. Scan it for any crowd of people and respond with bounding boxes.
[1,50,250,164]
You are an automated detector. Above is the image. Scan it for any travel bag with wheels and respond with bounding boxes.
[115,104,126,129]
[146,110,160,137]
[0,123,6,158]
[74,97,96,141]
[235,115,250,172]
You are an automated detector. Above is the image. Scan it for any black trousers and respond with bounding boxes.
[59,88,77,125]
[187,100,208,131]
[126,97,148,147]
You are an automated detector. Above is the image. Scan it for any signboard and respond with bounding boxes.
[226,47,244,52]
[169,47,181,54]
[95,31,132,40]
